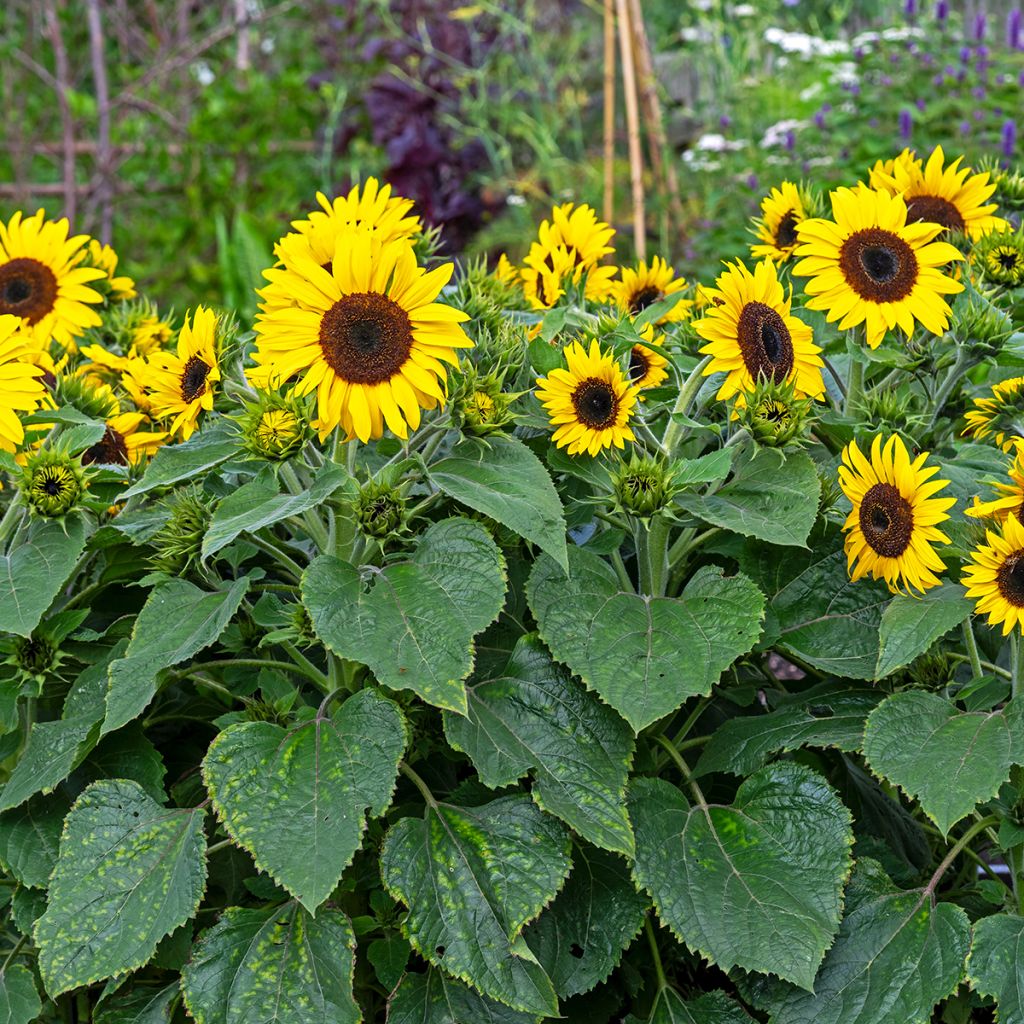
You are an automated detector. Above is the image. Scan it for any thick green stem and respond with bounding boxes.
[925,814,1001,896]
[281,462,330,552]
[655,734,706,805]
[662,355,712,454]
[644,915,668,992]
[0,496,24,547]
[637,517,670,597]
[1013,633,1021,701]
[187,657,329,691]
[400,762,437,807]
[962,619,983,681]
[249,534,305,581]
[844,356,864,417]
[927,341,967,431]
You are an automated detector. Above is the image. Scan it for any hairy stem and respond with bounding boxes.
[662,355,712,454]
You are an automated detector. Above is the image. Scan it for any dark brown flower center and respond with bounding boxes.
[997,551,1024,607]
[629,346,651,383]
[997,250,1020,270]
[629,286,663,314]
[775,210,800,249]
[859,482,914,557]
[906,194,966,234]
[838,228,919,303]
[82,426,128,466]
[571,377,618,430]
[0,257,59,324]
[318,292,413,385]
[736,301,794,382]
[180,355,211,403]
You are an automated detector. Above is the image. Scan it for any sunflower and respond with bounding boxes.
[963,513,1024,634]
[628,324,670,393]
[536,338,638,456]
[750,182,807,262]
[538,202,615,267]
[612,256,693,324]
[838,433,954,594]
[84,239,136,301]
[81,412,166,467]
[963,377,1024,451]
[694,258,825,405]
[973,229,1024,286]
[873,145,1009,240]
[867,147,923,190]
[130,306,220,440]
[0,314,47,453]
[253,230,472,443]
[521,242,618,310]
[793,185,964,349]
[0,210,105,350]
[965,439,1024,523]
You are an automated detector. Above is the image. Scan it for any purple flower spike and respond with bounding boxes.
[904,0,917,17]
[973,12,987,40]
[899,108,913,139]
[1009,9,1023,49]
[916,97,927,111]
[936,0,949,22]
[960,45,973,64]
[785,129,796,151]
[1003,119,1018,157]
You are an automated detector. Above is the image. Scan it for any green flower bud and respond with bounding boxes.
[972,229,1024,287]
[610,453,679,521]
[52,372,120,420]
[236,390,312,461]
[149,487,214,575]
[355,473,409,540]
[20,447,89,519]
[736,377,815,448]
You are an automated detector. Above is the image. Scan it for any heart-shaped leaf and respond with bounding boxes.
[863,691,1023,834]
[527,547,765,731]
[304,517,506,714]
[630,763,853,989]
[874,582,972,680]
[203,688,406,911]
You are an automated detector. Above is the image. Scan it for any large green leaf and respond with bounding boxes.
[0,792,69,887]
[527,547,765,731]
[304,517,506,715]
[180,902,359,1024]
[695,682,882,777]
[94,982,179,1024]
[387,969,540,1024]
[0,516,88,637]
[0,965,41,1024]
[203,688,406,911]
[743,530,890,679]
[874,582,972,679]
[625,988,753,1023]
[629,764,853,989]
[674,450,820,547]
[381,794,570,1016]
[202,463,353,557]
[444,635,635,855]
[430,435,568,571]
[34,780,206,997]
[747,859,971,1024]
[103,575,250,734]
[524,845,648,998]
[968,913,1024,1024]
[120,418,237,498]
[863,691,1022,834]
[0,716,94,812]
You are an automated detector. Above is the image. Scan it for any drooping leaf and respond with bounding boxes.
[34,780,207,997]
[202,463,354,557]
[180,902,359,1024]
[695,682,882,777]
[527,547,765,731]
[746,859,971,1024]
[624,987,753,1023]
[381,794,570,1016]
[863,691,1022,834]
[429,435,568,571]
[525,845,648,998]
[0,792,70,887]
[0,965,41,1024]
[874,582,972,680]
[203,688,406,911]
[387,968,540,1024]
[94,982,179,1024]
[0,516,88,637]
[120,418,237,498]
[103,575,250,734]
[304,517,506,714]
[629,764,853,989]
[743,530,890,679]
[967,913,1024,1024]
[674,450,820,548]
[444,634,635,855]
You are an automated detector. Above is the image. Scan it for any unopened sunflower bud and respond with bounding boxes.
[972,229,1024,287]
[149,487,213,575]
[610,453,679,520]
[20,447,89,519]
[237,390,311,461]
[355,473,409,540]
[737,377,815,448]
[52,371,120,420]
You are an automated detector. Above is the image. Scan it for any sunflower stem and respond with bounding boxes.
[662,355,712,454]
[400,762,437,808]
[927,343,969,432]
[0,496,24,547]
[924,814,1001,897]
[1012,633,1021,701]
[962,619,984,681]
[644,915,668,992]
[636,517,669,597]
[843,355,864,417]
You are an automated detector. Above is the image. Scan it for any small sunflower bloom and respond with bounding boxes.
[963,377,1024,452]
[84,239,136,301]
[81,412,167,467]
[963,513,1024,635]
[0,314,47,454]
[838,434,955,595]
[627,324,671,394]
[536,339,638,456]
[612,256,693,323]
[793,185,964,349]
[750,181,808,262]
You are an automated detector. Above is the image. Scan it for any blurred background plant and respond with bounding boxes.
[3,0,1023,305]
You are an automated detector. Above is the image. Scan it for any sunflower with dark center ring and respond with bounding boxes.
[628,323,670,395]
[128,306,221,441]
[793,184,964,350]
[963,513,1024,635]
[694,257,825,407]
[873,144,1009,240]
[0,314,47,454]
[962,376,1024,452]
[612,256,692,324]
[0,210,106,351]
[838,433,955,595]
[535,338,638,456]
[252,230,472,443]
[750,181,808,263]
[81,413,166,467]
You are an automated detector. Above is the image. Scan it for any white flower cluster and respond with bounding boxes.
[760,118,806,148]
[851,25,925,47]
[763,27,850,58]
